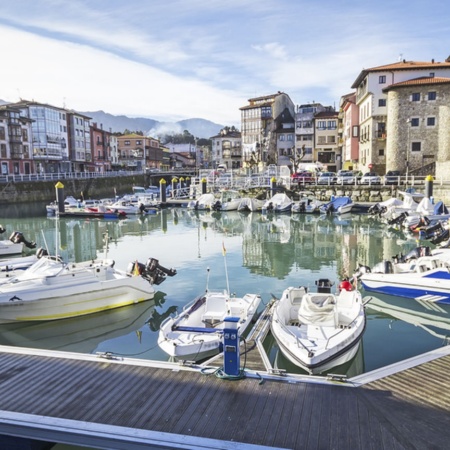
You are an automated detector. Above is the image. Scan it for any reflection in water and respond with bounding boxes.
[0,207,444,376]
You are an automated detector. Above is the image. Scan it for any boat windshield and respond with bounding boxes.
[20,256,65,278]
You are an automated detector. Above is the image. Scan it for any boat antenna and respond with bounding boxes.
[222,242,230,294]
[41,229,50,255]
[205,266,210,293]
[103,231,109,259]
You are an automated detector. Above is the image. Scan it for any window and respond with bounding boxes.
[327,120,337,129]
[378,149,385,156]
[427,117,436,126]
[378,99,386,107]
[287,134,293,141]
[411,142,421,152]
[124,140,130,145]
[279,135,285,141]
[317,121,327,129]
[428,91,436,101]
[379,75,386,84]
[411,93,420,102]
[411,118,420,127]
[136,140,142,145]
[352,125,359,138]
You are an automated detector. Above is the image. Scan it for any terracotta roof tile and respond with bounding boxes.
[383,76,450,92]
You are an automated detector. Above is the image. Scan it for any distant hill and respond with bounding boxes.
[80,110,224,139]
[0,100,224,139]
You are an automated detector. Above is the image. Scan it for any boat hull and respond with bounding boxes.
[361,271,450,304]
[158,292,261,361]
[0,261,155,322]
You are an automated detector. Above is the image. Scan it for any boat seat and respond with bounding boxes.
[201,294,227,325]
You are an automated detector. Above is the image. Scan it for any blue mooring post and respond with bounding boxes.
[425,175,433,202]
[223,317,240,376]
[55,181,65,214]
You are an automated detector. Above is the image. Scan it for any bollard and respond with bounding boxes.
[425,175,433,200]
[159,178,167,204]
[201,178,207,195]
[55,181,65,214]
[270,176,277,197]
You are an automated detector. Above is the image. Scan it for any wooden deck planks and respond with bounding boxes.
[0,349,449,449]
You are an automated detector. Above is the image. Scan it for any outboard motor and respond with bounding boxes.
[399,246,432,262]
[298,202,306,213]
[422,221,444,240]
[9,231,37,249]
[36,247,49,259]
[0,225,6,234]
[266,202,274,212]
[431,229,450,246]
[352,263,371,280]
[387,211,408,226]
[368,204,381,215]
[128,258,177,285]
[212,200,222,211]
[372,260,394,274]
[315,278,334,293]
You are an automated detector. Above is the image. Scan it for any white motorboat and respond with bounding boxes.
[237,197,265,212]
[158,276,261,361]
[262,193,293,213]
[211,190,243,211]
[0,228,37,257]
[0,247,50,278]
[271,279,366,373]
[0,255,176,323]
[292,196,324,214]
[355,254,450,304]
[187,193,216,210]
[319,196,353,215]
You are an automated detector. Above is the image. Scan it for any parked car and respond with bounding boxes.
[360,172,382,185]
[385,170,401,185]
[317,171,337,185]
[336,170,356,185]
[292,171,315,184]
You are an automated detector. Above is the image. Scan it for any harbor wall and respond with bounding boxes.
[1,175,450,205]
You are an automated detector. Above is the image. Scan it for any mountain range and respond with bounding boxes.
[0,100,224,139]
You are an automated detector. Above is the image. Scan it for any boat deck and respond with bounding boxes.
[0,301,450,449]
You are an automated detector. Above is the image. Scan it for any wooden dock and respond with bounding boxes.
[0,301,450,449]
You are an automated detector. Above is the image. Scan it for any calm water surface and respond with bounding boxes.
[1,202,449,378]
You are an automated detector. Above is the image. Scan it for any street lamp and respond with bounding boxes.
[406,119,410,184]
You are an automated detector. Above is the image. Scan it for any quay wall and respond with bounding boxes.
[0,174,166,205]
[1,176,450,205]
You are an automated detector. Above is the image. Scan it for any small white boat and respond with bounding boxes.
[187,193,216,210]
[211,190,243,211]
[0,228,37,257]
[271,279,365,373]
[158,266,261,361]
[237,197,265,212]
[0,247,50,278]
[355,255,450,304]
[0,255,176,323]
[262,193,293,213]
[319,196,353,215]
[292,196,324,214]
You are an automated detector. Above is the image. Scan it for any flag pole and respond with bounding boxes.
[222,242,230,294]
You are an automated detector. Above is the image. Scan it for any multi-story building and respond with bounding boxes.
[117,134,163,171]
[339,93,359,171]
[383,76,450,177]
[66,111,92,173]
[13,100,71,174]
[91,123,112,172]
[275,111,295,167]
[351,57,450,174]
[314,109,339,172]
[295,103,328,165]
[210,128,242,170]
[240,92,295,170]
[0,105,34,176]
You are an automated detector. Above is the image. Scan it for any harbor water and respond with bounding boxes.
[1,202,449,378]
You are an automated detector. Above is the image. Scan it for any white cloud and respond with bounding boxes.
[0,26,244,124]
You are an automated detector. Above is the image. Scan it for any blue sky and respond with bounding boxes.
[1,1,449,126]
